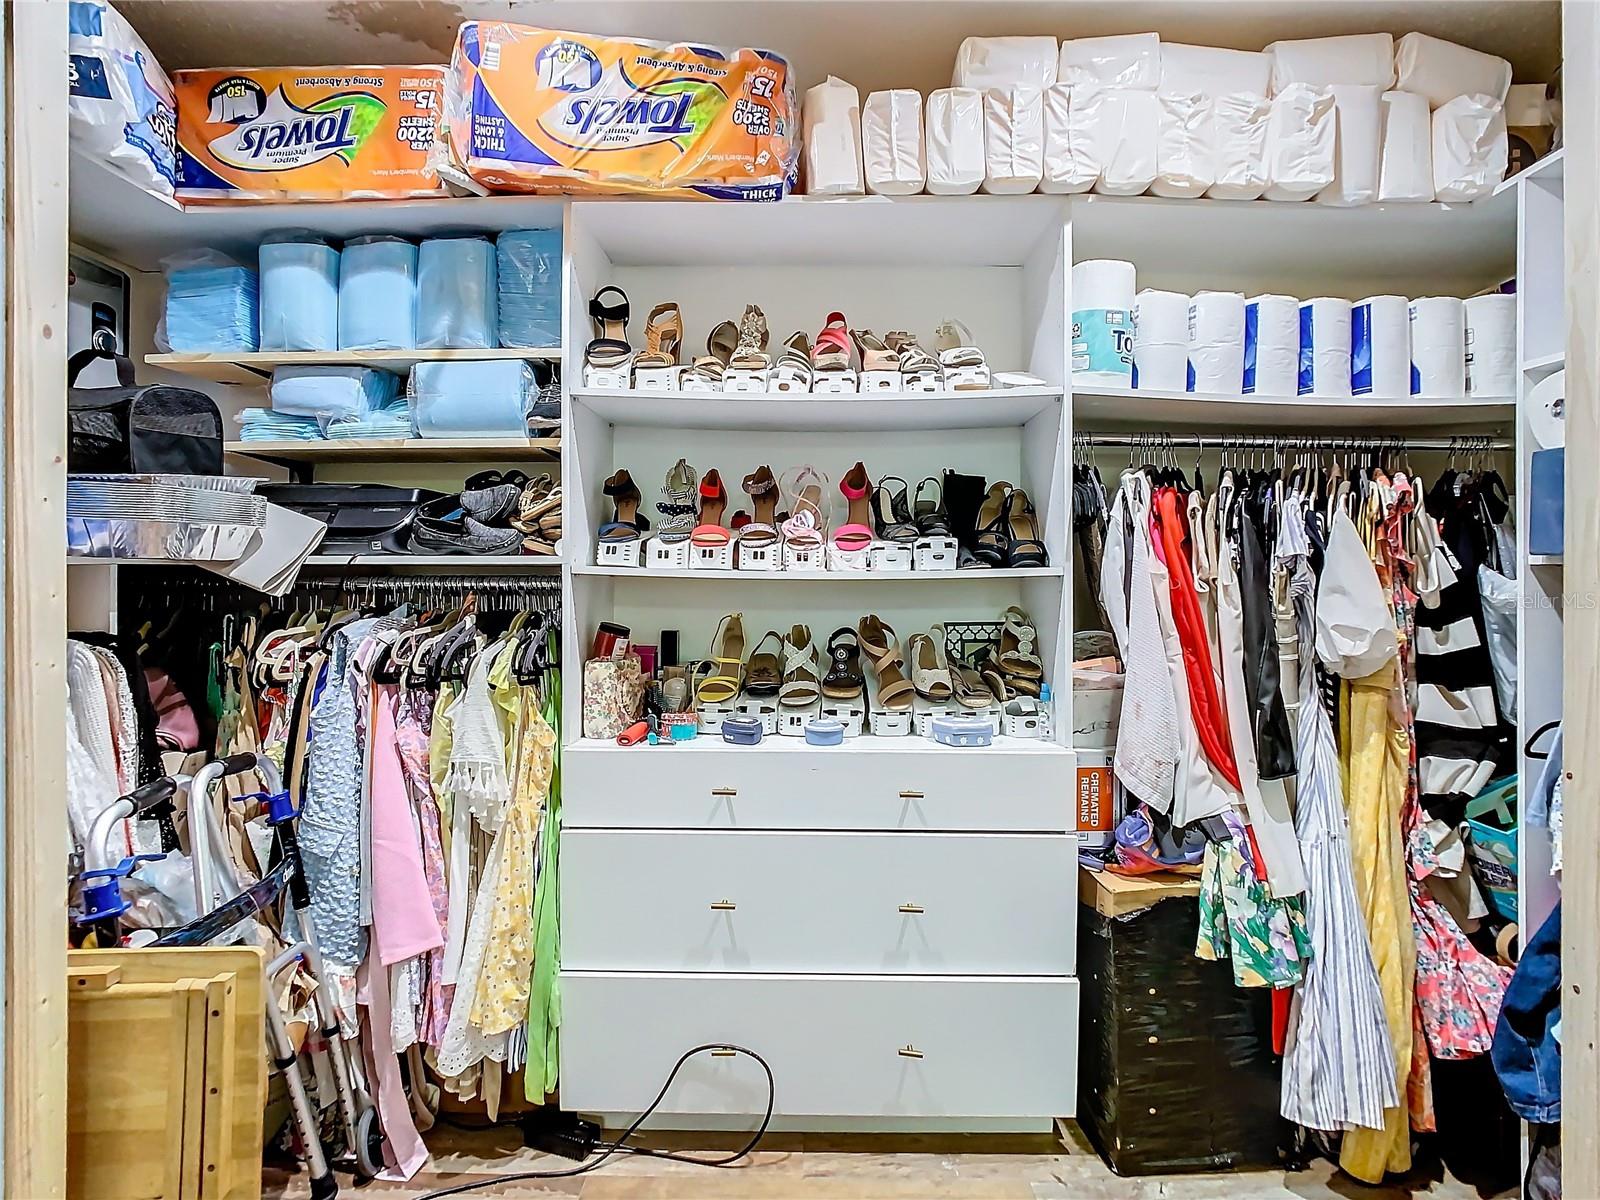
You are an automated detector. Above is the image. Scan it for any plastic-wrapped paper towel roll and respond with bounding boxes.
[1316,84,1383,207]
[1133,288,1189,390]
[1351,295,1410,398]
[803,77,864,196]
[1040,85,1097,193]
[1152,91,1215,198]
[1465,293,1517,398]
[1528,369,1565,450]
[1187,292,1245,394]
[1160,44,1272,98]
[1266,34,1396,94]
[1264,85,1335,201]
[1072,259,1136,387]
[1079,86,1158,196]
[1058,33,1161,90]
[1409,296,1466,397]
[1298,298,1352,398]
[1244,294,1300,396]
[1433,94,1508,202]
[982,87,1044,194]
[952,36,1059,91]
[1208,93,1272,200]
[1378,89,1434,202]
[925,88,985,195]
[1395,33,1512,110]
[862,90,926,196]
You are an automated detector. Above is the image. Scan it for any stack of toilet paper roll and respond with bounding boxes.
[1188,292,1246,392]
[1072,259,1136,388]
[1133,288,1189,390]
[1244,295,1300,396]
[1409,296,1466,396]
[1465,293,1517,398]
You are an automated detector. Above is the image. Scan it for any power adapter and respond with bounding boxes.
[521,1110,603,1161]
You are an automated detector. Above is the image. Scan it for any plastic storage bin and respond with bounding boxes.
[496,229,563,349]
[338,235,417,350]
[258,235,338,351]
[417,236,497,350]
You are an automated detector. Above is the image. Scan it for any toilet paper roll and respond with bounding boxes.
[1378,89,1434,202]
[925,87,985,195]
[862,90,925,195]
[1133,288,1190,390]
[1409,296,1466,397]
[1072,259,1136,387]
[1298,298,1352,397]
[1188,291,1246,394]
[1244,294,1300,396]
[1465,293,1517,398]
[1351,295,1411,398]
[1528,369,1565,450]
[1316,84,1383,207]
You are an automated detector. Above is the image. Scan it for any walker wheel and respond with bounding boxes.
[353,1105,385,1179]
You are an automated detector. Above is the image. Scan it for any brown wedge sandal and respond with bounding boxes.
[685,320,738,388]
[745,631,784,697]
[635,302,683,369]
[857,614,916,712]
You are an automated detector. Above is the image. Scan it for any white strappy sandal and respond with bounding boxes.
[934,318,991,391]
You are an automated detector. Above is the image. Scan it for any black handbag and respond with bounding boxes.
[67,347,224,475]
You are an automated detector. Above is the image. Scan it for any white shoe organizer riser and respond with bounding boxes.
[585,364,632,390]
[633,365,682,392]
[724,367,771,393]
[691,542,735,571]
[596,539,643,568]
[819,697,867,737]
[826,544,873,572]
[782,542,827,571]
[914,698,961,738]
[812,373,859,395]
[867,708,914,737]
[904,373,945,394]
[914,537,959,571]
[696,698,738,734]
[679,373,720,393]
[859,369,903,392]
[869,542,915,572]
[777,701,819,737]
[735,692,779,735]
[646,537,692,570]
[736,540,782,572]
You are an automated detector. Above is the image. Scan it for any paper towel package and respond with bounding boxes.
[1159,44,1272,98]
[69,0,179,198]
[1317,84,1383,206]
[259,235,339,352]
[1059,34,1161,90]
[1465,293,1517,398]
[925,88,986,195]
[1409,296,1466,396]
[952,36,1059,91]
[1266,34,1396,93]
[862,90,926,196]
[982,87,1044,194]
[1133,288,1189,390]
[1188,291,1246,394]
[1264,84,1336,201]
[1080,87,1159,196]
[1072,259,1137,387]
[1433,94,1509,202]
[1378,89,1435,202]
[803,77,865,196]
[1351,295,1411,398]
[1152,91,1215,198]
[1208,92,1272,200]
[1243,294,1300,396]
[1040,85,1097,193]
[1395,33,1512,109]
[1298,297,1353,397]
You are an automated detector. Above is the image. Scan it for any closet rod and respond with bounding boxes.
[1074,432,1512,451]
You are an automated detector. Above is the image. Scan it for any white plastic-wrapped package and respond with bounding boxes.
[803,77,864,196]
[1207,92,1272,200]
[952,36,1059,91]
[1243,294,1300,396]
[1395,32,1512,109]
[1133,288,1189,390]
[1409,296,1466,396]
[982,87,1044,194]
[1079,86,1158,196]
[1378,89,1435,202]
[1152,90,1215,198]
[1059,33,1161,90]
[1433,94,1508,201]
[1040,85,1097,193]
[1465,293,1517,398]
[1159,44,1272,98]
[1263,84,1336,201]
[1316,84,1383,206]
[925,88,985,195]
[1188,291,1246,393]
[69,0,179,198]
[1266,33,1395,93]
[1351,295,1411,398]
[862,90,926,195]
[1298,298,1353,398]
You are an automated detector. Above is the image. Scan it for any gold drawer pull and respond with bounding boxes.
[710,1048,737,1058]
[709,900,737,911]
[711,787,738,797]
[898,790,925,800]
[898,1045,924,1059]
[898,904,925,914]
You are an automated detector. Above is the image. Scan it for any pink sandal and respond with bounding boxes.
[691,469,732,547]
[834,461,874,552]
[780,465,829,554]
[811,312,858,390]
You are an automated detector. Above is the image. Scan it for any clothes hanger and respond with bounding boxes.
[1525,719,1561,760]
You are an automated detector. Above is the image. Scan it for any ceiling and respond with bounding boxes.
[120,0,1562,97]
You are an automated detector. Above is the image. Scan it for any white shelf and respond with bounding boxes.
[1523,350,1566,373]
[1073,384,1513,429]
[1494,146,1565,196]
[571,387,1061,432]
[303,555,559,569]
[148,347,561,385]
[569,735,1070,757]
[1527,553,1565,566]
[574,565,1061,581]
[225,437,560,464]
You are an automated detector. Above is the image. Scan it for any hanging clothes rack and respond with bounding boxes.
[125,570,561,614]
[1073,432,1512,452]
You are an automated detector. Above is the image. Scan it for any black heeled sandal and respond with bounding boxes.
[913,476,953,537]
[1003,488,1048,568]
[871,475,919,545]
[972,481,1011,567]
[821,627,865,699]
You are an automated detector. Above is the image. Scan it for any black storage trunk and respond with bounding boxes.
[1077,891,1284,1175]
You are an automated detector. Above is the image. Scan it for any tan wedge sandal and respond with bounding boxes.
[908,631,955,702]
[685,320,738,388]
[857,615,916,711]
[635,302,683,368]
[851,328,901,389]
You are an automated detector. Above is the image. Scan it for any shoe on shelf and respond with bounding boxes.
[691,468,732,548]
[599,469,649,542]
[635,302,683,369]
[834,461,874,553]
[656,458,699,544]
[731,304,771,370]
[737,465,781,552]
[780,465,829,558]
[811,312,858,392]
[745,630,784,696]
[407,495,524,556]
[510,473,556,535]
[780,624,822,708]
[1004,488,1048,568]
[857,614,915,712]
[870,475,919,545]
[934,318,991,390]
[998,605,1044,680]
[972,481,1012,567]
[942,469,988,550]
[912,476,953,538]
[908,631,955,702]
[696,613,746,705]
[821,627,865,700]
[851,328,902,391]
[683,320,738,390]
[585,285,634,377]
[886,330,943,391]
[772,332,814,394]
[461,469,528,524]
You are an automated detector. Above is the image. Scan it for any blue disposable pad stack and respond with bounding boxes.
[165,259,259,352]
[237,408,324,442]
[496,229,563,349]
[339,235,417,350]
[418,236,498,349]
[327,395,414,440]
[270,365,402,423]
[259,235,339,351]
[410,359,532,438]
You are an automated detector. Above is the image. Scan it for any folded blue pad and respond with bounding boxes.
[418,236,498,350]
[237,408,324,442]
[338,236,417,350]
[409,359,533,438]
[326,396,414,440]
[259,236,339,351]
[165,260,259,352]
[270,365,402,423]
[496,229,563,350]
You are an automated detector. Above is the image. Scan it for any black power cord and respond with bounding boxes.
[415,1043,775,1199]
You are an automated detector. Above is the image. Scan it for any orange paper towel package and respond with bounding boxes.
[175,66,448,202]
[442,22,798,200]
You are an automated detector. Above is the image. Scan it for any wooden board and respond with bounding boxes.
[225,436,560,464]
[1078,867,1201,919]
[148,347,562,385]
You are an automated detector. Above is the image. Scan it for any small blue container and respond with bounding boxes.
[805,717,845,746]
[930,715,994,747]
[720,716,764,745]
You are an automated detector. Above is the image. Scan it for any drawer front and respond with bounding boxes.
[562,830,1077,974]
[560,972,1078,1119]
[564,744,1074,832]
